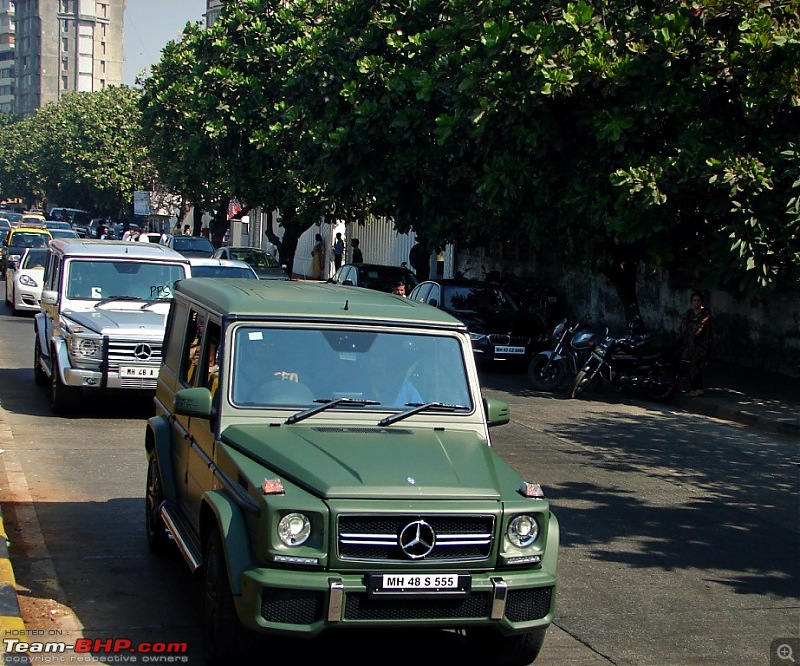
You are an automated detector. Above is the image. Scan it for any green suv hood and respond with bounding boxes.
[220,424,507,500]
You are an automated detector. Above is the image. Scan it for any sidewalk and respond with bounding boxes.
[671,361,800,437]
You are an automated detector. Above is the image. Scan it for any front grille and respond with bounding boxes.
[106,339,163,370]
[487,334,531,346]
[505,587,553,622]
[344,591,491,620]
[338,514,495,562]
[261,588,324,625]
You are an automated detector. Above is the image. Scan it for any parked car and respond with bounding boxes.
[328,262,419,294]
[0,211,23,227]
[45,220,72,231]
[160,233,215,258]
[20,212,47,227]
[47,229,80,240]
[186,257,259,279]
[33,239,191,413]
[5,247,48,314]
[1,226,52,274]
[145,278,559,665]
[408,278,549,367]
[211,246,288,280]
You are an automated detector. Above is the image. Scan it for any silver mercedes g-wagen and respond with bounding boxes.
[33,239,191,413]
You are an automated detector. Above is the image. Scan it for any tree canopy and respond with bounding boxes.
[0,86,154,215]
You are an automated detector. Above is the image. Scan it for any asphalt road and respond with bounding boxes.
[0,303,796,666]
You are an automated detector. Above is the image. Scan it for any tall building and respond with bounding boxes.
[0,0,14,114]
[14,0,125,117]
[205,0,223,27]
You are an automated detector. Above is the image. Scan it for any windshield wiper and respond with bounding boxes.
[285,397,381,425]
[94,296,147,307]
[378,402,470,427]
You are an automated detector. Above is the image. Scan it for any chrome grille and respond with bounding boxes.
[337,514,494,563]
[106,339,163,371]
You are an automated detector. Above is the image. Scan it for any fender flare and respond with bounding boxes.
[201,490,254,596]
[145,416,179,503]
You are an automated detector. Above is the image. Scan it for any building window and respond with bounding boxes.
[63,19,69,30]
[62,37,68,51]
[62,58,68,71]
[62,75,68,89]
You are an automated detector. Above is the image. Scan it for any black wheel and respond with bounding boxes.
[527,354,567,391]
[643,365,678,403]
[570,369,594,399]
[51,356,80,414]
[145,455,171,554]
[33,336,48,386]
[203,528,254,666]
[466,627,547,666]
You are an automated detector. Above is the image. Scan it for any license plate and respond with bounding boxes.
[495,346,525,354]
[368,573,470,597]
[119,366,159,378]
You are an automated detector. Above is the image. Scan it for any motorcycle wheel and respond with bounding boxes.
[644,365,678,403]
[527,354,567,391]
[570,369,595,399]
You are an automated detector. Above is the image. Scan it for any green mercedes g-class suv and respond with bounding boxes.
[146,278,559,665]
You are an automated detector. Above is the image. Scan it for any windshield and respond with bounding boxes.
[173,237,214,253]
[21,248,48,269]
[65,260,186,301]
[231,249,279,269]
[191,265,256,279]
[231,327,473,411]
[9,232,50,248]
[444,285,519,313]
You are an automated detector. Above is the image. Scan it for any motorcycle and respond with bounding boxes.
[569,325,680,402]
[527,315,608,391]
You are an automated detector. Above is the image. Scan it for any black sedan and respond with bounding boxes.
[328,263,419,294]
[408,278,548,366]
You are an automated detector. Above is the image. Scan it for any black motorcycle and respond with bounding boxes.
[569,327,679,402]
[527,315,608,391]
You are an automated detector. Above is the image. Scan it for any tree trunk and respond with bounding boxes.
[600,253,641,324]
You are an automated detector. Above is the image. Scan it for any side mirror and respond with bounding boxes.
[428,298,439,308]
[7,260,17,271]
[41,290,58,305]
[484,396,510,427]
[343,279,354,286]
[174,387,214,419]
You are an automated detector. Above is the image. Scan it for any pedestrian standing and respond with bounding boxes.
[333,232,345,270]
[351,238,363,264]
[310,233,326,280]
[679,291,713,397]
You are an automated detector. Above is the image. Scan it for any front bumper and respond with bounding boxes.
[63,365,160,390]
[237,567,556,637]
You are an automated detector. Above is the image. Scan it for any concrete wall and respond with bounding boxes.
[457,249,800,379]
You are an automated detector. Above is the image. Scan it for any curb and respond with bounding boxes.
[0,509,29,665]
[672,396,800,438]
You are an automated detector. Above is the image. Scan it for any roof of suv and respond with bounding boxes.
[175,277,467,329]
[49,238,191,261]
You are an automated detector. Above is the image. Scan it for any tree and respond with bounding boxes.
[0,87,154,214]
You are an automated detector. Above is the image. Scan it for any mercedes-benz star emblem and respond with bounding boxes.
[398,520,436,559]
[133,344,153,361]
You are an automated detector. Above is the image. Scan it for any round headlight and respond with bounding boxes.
[277,513,311,547]
[77,338,98,356]
[508,515,539,548]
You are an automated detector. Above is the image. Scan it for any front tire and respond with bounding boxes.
[570,368,595,399]
[145,456,171,554]
[33,335,48,386]
[203,528,254,666]
[466,627,547,666]
[527,354,567,391]
[51,356,80,414]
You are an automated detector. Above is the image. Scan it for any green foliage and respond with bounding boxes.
[0,87,153,213]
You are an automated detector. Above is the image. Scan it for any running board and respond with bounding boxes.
[160,502,202,572]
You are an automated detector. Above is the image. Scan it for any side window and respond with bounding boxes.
[182,310,206,386]
[162,301,189,374]
[204,322,221,396]
[46,255,61,291]
[412,283,432,303]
